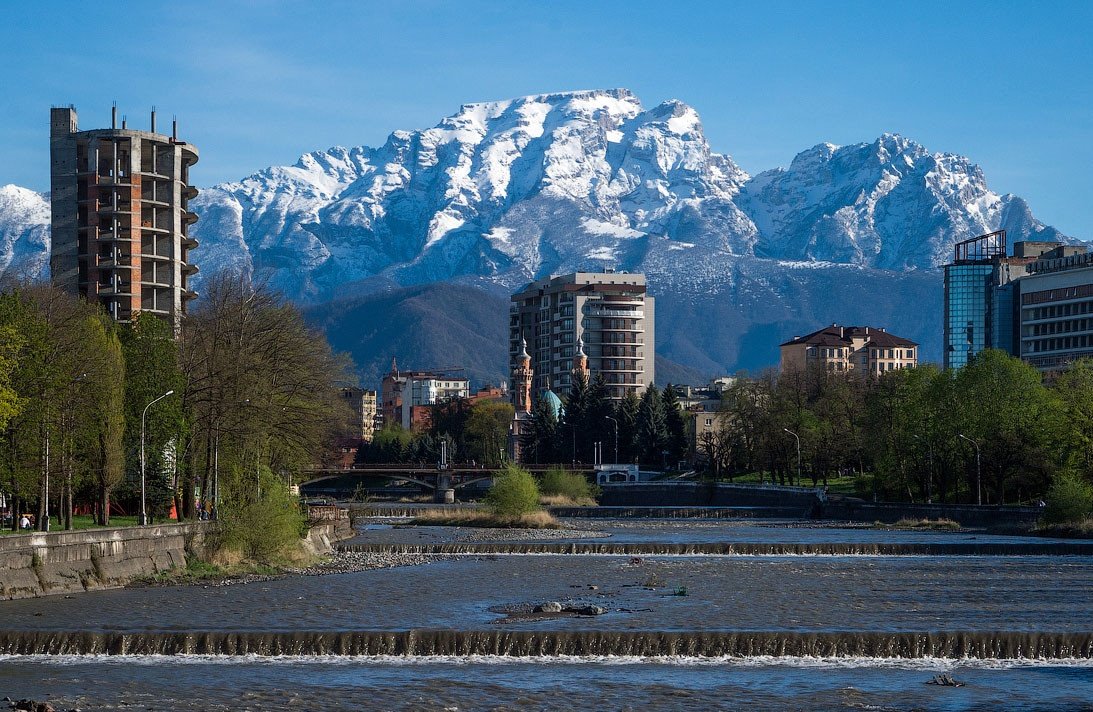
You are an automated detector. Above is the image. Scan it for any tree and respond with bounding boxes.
[0,326,23,431]
[614,390,641,463]
[121,314,186,519]
[485,464,540,518]
[662,385,688,468]
[636,384,667,467]
[522,396,559,464]
[464,400,515,466]
[179,271,351,519]
[1053,358,1093,473]
[952,350,1065,504]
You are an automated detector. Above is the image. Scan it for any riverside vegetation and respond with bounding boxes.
[0,271,355,567]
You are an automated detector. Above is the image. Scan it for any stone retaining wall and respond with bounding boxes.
[0,523,208,600]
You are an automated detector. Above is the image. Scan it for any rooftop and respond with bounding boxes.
[781,324,917,348]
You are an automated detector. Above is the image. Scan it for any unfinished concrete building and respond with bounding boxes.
[49,105,199,329]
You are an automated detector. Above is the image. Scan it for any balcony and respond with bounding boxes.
[97,283,134,297]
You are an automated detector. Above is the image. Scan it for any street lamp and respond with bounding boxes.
[140,390,175,526]
[957,434,982,506]
[605,416,619,464]
[783,428,801,486]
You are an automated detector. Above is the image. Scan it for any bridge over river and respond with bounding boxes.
[299,464,594,502]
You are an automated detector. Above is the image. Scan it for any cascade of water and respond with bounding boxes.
[0,630,1088,659]
[336,541,1093,557]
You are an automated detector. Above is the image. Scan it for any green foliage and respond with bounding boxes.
[522,395,559,464]
[539,468,597,501]
[1042,471,1093,525]
[637,383,668,466]
[0,325,23,430]
[464,400,515,466]
[662,385,688,466]
[216,478,307,563]
[485,464,541,517]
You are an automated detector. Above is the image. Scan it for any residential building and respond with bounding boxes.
[509,271,655,404]
[339,387,378,442]
[50,106,199,330]
[780,324,918,375]
[380,360,469,431]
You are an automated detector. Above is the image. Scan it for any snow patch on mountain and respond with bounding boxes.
[0,90,1077,307]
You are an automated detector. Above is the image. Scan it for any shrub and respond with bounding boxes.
[539,468,598,502]
[216,478,307,563]
[485,465,541,518]
[1043,471,1093,525]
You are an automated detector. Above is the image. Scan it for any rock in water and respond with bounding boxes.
[534,602,563,613]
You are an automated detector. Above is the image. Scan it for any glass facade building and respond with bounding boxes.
[943,263,995,370]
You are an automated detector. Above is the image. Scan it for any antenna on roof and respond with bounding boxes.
[111,102,117,129]
[151,106,156,133]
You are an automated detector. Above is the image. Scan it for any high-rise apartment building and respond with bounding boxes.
[340,387,378,442]
[508,272,655,402]
[50,106,199,329]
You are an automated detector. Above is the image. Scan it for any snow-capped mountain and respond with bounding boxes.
[0,89,1077,373]
[183,88,1069,301]
[0,185,50,282]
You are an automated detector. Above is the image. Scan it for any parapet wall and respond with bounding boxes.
[0,523,208,600]
[598,482,1044,529]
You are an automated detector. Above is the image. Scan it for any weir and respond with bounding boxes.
[0,629,1088,659]
[337,541,1093,557]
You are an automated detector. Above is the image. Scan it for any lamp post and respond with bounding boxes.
[140,390,175,525]
[957,434,982,506]
[605,416,619,464]
[783,428,801,486]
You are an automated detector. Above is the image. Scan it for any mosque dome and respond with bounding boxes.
[540,389,564,419]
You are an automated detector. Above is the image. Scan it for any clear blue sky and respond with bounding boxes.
[2,0,1091,237]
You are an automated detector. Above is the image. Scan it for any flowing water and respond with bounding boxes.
[0,517,1090,710]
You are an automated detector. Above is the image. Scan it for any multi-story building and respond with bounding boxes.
[50,106,199,330]
[509,271,655,402]
[1018,250,1093,371]
[780,324,918,375]
[339,387,378,442]
[940,231,1090,371]
[940,232,1070,369]
[380,360,469,431]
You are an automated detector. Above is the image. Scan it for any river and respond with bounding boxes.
[0,517,1090,710]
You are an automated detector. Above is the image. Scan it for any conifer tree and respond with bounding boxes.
[662,384,689,468]
[637,383,668,466]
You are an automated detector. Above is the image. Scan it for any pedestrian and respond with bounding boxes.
[19,515,30,530]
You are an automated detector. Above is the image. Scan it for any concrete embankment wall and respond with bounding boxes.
[0,515,356,601]
[598,483,1044,529]
[0,523,208,600]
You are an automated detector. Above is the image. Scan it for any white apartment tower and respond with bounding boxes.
[509,272,655,401]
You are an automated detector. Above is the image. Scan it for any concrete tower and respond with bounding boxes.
[50,105,199,331]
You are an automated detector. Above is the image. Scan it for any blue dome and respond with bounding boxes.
[540,390,564,419]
